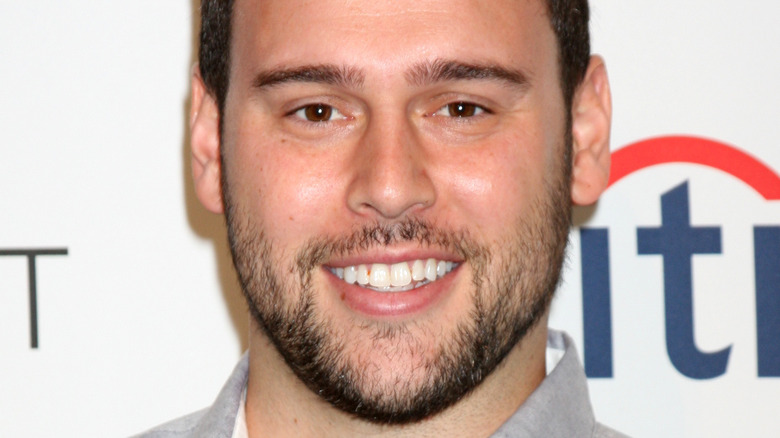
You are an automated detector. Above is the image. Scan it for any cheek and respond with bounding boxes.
[441,131,547,237]
[227,131,346,243]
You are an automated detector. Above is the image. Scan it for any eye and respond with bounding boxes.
[291,103,347,122]
[433,102,488,118]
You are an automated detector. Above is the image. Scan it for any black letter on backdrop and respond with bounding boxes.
[0,248,68,349]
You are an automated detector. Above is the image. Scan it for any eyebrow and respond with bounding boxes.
[251,59,530,91]
[252,65,365,90]
[406,59,530,89]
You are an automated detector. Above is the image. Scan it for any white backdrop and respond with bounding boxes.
[1,1,778,437]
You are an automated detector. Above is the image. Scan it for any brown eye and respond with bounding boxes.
[432,101,487,118]
[447,102,478,117]
[303,104,333,122]
[292,103,346,123]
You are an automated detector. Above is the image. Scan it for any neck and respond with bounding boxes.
[244,316,549,438]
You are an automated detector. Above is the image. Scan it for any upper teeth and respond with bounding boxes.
[331,259,457,292]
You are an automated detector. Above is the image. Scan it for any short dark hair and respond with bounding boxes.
[198,0,590,116]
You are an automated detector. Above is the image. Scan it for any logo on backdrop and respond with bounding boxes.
[580,136,780,380]
[0,248,68,349]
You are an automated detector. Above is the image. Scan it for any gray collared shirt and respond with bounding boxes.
[135,330,628,437]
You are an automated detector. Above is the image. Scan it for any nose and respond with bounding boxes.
[346,113,435,220]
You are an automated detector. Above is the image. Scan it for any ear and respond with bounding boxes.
[190,63,224,213]
[570,56,612,206]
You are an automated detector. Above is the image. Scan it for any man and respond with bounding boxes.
[140,0,623,436]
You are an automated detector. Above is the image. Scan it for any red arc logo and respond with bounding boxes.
[608,136,780,200]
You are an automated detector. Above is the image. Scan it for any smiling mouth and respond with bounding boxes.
[329,258,459,293]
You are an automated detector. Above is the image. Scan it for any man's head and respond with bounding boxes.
[190,0,610,426]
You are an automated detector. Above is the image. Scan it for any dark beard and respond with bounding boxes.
[221,134,571,423]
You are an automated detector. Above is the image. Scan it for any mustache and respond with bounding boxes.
[294,218,488,272]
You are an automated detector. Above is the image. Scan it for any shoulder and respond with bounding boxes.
[130,409,208,438]
[131,353,250,438]
[594,422,631,438]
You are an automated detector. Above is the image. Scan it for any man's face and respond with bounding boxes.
[221,0,570,423]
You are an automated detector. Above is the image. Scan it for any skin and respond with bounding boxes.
[190,0,612,436]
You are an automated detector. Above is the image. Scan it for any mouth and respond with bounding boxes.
[329,258,459,293]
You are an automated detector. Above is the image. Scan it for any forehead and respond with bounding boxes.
[230,0,555,78]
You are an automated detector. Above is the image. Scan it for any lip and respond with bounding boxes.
[324,263,461,318]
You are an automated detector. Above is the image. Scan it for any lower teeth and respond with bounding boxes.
[366,280,431,293]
